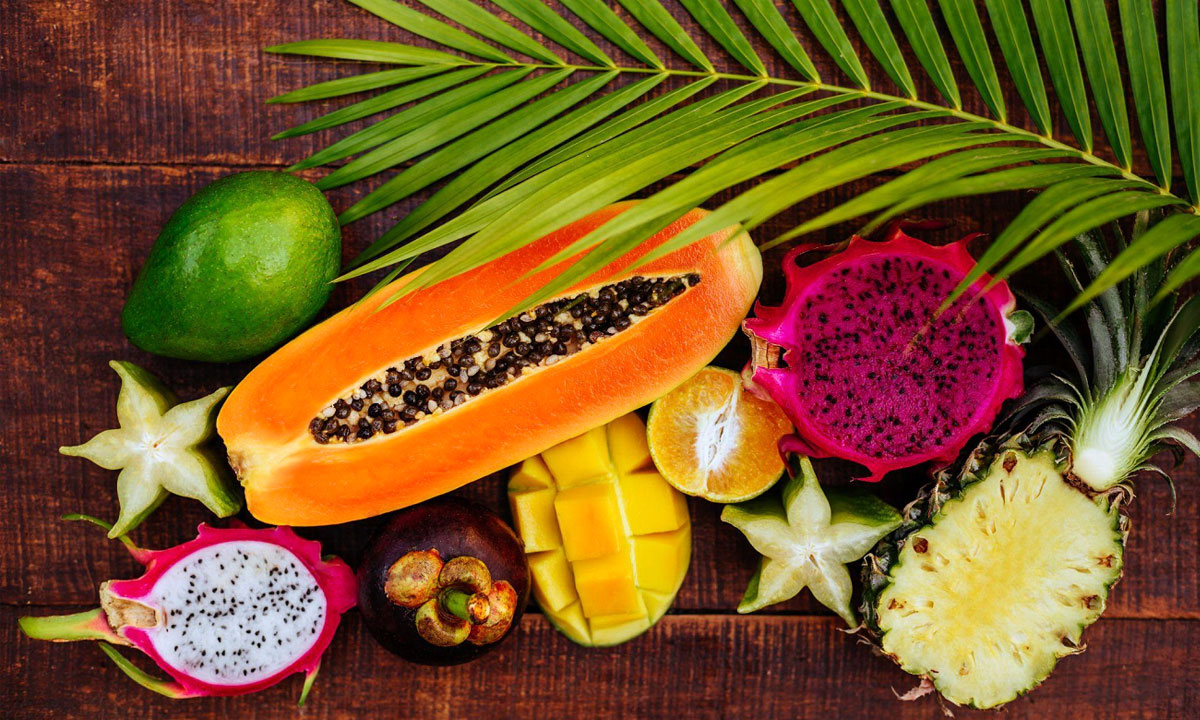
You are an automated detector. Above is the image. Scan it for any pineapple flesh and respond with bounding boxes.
[868,448,1125,709]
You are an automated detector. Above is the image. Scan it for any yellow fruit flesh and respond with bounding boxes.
[647,366,792,502]
[876,450,1124,709]
[508,412,691,646]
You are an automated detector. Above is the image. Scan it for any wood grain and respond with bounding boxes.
[1,1,1197,718]
[5,607,1199,720]
[3,161,1197,617]
[0,0,1157,174]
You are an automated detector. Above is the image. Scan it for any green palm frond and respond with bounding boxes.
[266,0,1200,313]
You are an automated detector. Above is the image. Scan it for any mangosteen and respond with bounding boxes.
[358,497,530,665]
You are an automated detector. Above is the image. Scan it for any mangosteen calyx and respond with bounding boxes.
[385,548,517,648]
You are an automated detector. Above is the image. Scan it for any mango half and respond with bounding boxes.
[507,413,691,646]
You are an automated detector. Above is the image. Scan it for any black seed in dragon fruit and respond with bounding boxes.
[744,225,1026,481]
[19,518,356,703]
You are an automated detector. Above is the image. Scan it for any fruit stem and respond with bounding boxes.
[18,608,120,643]
[439,587,489,625]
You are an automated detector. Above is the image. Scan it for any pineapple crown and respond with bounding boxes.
[1013,212,1200,500]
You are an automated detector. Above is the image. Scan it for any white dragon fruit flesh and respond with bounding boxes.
[19,519,356,703]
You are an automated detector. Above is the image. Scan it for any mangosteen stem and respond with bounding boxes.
[439,587,490,625]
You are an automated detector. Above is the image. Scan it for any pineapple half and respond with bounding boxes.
[861,221,1200,710]
[862,436,1127,709]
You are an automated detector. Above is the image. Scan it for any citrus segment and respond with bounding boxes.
[647,366,793,502]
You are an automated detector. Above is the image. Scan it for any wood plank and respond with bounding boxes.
[0,0,1155,174]
[2,162,1196,621]
[3,606,1197,719]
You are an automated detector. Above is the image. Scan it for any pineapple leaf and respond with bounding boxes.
[1019,290,1091,393]
[267,0,1200,313]
[1158,381,1200,424]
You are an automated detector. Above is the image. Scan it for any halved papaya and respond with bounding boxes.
[217,203,762,525]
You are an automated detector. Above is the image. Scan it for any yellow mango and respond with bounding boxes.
[606,412,652,473]
[640,589,675,622]
[588,593,650,646]
[554,483,622,561]
[509,456,554,490]
[528,549,576,612]
[507,412,692,647]
[547,601,590,646]
[540,426,612,489]
[617,471,690,535]
[572,552,639,617]
[508,487,561,553]
[631,527,692,593]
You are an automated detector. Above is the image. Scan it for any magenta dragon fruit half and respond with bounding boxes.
[744,224,1027,482]
[19,517,356,703]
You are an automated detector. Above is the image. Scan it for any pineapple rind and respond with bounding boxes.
[867,447,1124,710]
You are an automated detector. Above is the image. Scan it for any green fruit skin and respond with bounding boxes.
[121,171,341,363]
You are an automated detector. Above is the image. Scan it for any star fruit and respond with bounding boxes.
[722,456,901,625]
[60,361,241,537]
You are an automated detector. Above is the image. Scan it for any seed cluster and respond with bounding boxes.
[309,274,701,444]
[150,543,327,684]
[794,256,1001,459]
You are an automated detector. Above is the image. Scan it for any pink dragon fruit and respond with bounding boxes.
[744,224,1026,481]
[19,517,356,703]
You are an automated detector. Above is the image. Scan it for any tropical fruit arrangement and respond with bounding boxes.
[19,0,1200,713]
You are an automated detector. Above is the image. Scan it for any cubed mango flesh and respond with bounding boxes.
[509,487,561,553]
[631,527,692,593]
[640,589,675,623]
[528,548,577,612]
[572,552,640,617]
[617,471,689,535]
[588,591,648,629]
[606,412,653,473]
[548,601,590,646]
[509,456,554,490]
[508,413,693,647]
[554,483,623,561]
[541,426,612,489]
[588,593,650,646]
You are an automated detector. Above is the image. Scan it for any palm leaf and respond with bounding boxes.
[267,0,1200,317]
[1117,0,1171,188]
[1028,0,1093,150]
[889,0,960,106]
[984,0,1051,133]
[348,0,515,62]
[1167,0,1200,203]
[938,0,1006,121]
[793,0,870,89]
[492,0,614,66]
[842,0,914,97]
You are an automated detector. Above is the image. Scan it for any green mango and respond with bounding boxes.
[121,171,341,362]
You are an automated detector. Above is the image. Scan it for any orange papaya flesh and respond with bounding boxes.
[217,203,763,526]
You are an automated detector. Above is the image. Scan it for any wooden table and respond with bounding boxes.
[2,1,1197,717]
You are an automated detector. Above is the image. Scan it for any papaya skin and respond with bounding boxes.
[218,203,762,526]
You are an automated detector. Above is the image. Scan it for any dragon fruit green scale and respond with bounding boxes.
[744,226,1026,481]
[19,518,356,703]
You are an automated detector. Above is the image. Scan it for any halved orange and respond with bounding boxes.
[646,366,793,503]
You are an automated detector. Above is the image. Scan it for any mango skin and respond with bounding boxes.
[121,171,341,363]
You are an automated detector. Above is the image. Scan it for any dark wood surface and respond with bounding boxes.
[1,1,1197,718]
